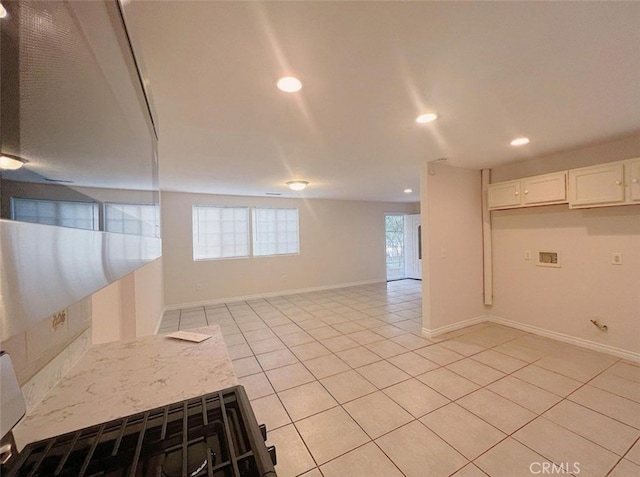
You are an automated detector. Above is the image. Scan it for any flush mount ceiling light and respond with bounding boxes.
[404,189,413,194]
[427,157,447,176]
[277,76,302,93]
[0,3,7,19]
[416,113,438,124]
[510,137,530,146]
[0,155,26,170]
[286,180,309,191]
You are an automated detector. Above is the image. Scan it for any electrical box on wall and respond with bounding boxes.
[537,250,561,268]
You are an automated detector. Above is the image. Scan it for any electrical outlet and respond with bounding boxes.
[611,253,623,265]
[195,283,203,291]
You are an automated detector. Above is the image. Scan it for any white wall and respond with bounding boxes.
[92,258,164,344]
[161,192,419,307]
[134,258,165,337]
[0,297,92,386]
[489,136,640,354]
[92,274,133,344]
[491,205,640,353]
[421,165,486,333]
[491,134,640,182]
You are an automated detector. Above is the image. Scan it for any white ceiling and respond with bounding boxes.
[126,0,640,202]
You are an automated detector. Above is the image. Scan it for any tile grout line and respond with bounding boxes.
[245,284,424,476]
[160,282,638,477]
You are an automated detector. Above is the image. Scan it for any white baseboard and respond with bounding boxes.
[421,315,488,339]
[487,315,640,363]
[422,314,639,363]
[163,279,387,312]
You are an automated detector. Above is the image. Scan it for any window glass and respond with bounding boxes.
[104,203,160,237]
[11,198,99,231]
[253,207,299,256]
[192,205,249,260]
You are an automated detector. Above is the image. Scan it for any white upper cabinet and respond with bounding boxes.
[522,172,568,206]
[568,163,625,208]
[487,180,522,209]
[488,158,639,211]
[627,158,640,203]
[488,172,567,210]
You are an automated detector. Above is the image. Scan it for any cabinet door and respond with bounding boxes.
[487,180,522,210]
[568,163,625,208]
[522,172,567,205]
[626,158,640,202]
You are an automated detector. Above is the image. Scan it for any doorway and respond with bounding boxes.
[404,214,422,280]
[385,215,405,280]
[385,214,422,281]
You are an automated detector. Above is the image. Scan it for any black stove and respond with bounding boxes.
[1,386,277,477]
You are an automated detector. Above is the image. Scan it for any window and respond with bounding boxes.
[11,198,99,231]
[192,206,249,260]
[104,203,160,238]
[253,207,299,256]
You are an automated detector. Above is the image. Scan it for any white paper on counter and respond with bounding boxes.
[165,331,213,343]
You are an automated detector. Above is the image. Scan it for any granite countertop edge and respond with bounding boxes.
[13,325,238,450]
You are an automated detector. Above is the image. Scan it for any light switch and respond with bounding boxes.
[612,253,623,265]
[524,250,532,260]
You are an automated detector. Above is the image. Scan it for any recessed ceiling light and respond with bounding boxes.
[277,76,302,93]
[286,180,309,191]
[404,189,413,194]
[416,113,438,124]
[510,137,530,146]
[0,155,25,170]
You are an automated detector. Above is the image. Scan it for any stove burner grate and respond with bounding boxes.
[2,386,276,477]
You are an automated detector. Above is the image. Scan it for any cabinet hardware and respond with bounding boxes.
[615,180,622,186]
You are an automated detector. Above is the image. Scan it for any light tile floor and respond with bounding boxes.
[159,280,640,477]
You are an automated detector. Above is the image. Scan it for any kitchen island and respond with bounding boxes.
[12,325,237,451]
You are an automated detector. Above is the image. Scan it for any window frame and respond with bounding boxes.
[10,197,100,231]
[252,207,300,258]
[103,202,161,238]
[192,205,251,261]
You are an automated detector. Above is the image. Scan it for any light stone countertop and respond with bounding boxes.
[12,325,238,451]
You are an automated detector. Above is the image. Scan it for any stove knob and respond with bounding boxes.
[259,423,267,441]
[267,445,277,466]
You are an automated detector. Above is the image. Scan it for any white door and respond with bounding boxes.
[404,214,422,279]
